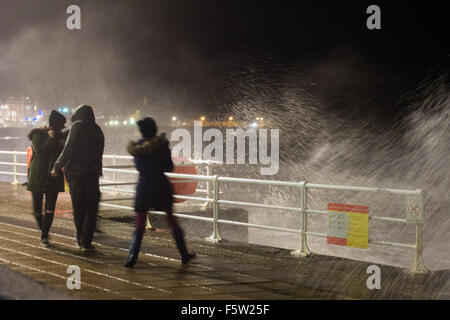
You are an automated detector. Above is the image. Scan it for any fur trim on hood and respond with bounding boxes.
[27,127,50,141]
[127,135,169,157]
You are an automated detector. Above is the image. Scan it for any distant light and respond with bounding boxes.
[114,120,119,126]
[260,117,264,121]
[200,116,206,121]
[251,122,258,128]
[109,120,114,126]
[129,118,136,125]
[256,117,260,121]
[172,116,177,121]
[123,120,128,125]
[228,116,234,121]
[182,122,186,126]
[63,107,69,113]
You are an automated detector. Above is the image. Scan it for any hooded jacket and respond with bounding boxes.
[27,128,65,192]
[127,134,174,212]
[127,134,174,178]
[53,105,105,177]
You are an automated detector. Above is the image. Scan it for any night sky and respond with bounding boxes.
[0,0,448,120]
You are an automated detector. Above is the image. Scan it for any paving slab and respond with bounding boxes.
[0,182,448,300]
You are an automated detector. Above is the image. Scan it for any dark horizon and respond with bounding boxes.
[0,0,448,121]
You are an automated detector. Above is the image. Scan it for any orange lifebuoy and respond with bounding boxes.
[170,156,198,203]
[26,147,33,176]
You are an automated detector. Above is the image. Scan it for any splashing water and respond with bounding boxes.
[222,54,449,271]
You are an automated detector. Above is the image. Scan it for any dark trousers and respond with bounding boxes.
[32,191,59,214]
[66,175,100,247]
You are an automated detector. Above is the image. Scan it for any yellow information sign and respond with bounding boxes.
[327,203,369,249]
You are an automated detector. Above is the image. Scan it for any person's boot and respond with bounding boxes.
[80,212,97,251]
[123,230,144,268]
[33,212,43,231]
[75,233,82,249]
[172,228,196,265]
[41,213,54,247]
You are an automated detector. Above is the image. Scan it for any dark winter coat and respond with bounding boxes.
[127,135,174,213]
[53,105,105,177]
[27,128,65,193]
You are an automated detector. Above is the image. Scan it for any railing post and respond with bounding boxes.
[205,175,222,243]
[291,181,311,257]
[112,155,118,194]
[408,223,427,273]
[11,151,19,185]
[409,193,427,273]
[202,162,213,210]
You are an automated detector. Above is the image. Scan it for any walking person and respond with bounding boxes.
[27,110,67,246]
[51,105,104,252]
[124,117,196,268]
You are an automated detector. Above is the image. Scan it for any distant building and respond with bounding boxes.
[0,96,48,128]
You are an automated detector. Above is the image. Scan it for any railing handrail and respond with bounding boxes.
[0,149,427,273]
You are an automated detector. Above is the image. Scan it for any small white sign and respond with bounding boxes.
[405,195,423,222]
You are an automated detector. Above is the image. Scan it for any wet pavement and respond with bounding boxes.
[0,183,448,300]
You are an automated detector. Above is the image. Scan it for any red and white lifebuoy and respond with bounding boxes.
[170,156,199,203]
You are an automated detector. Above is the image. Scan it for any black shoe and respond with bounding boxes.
[173,228,195,265]
[75,234,82,248]
[41,213,54,242]
[81,245,95,252]
[40,238,50,247]
[124,231,144,268]
[123,259,136,269]
[181,252,197,265]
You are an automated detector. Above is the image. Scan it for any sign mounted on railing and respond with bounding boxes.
[405,195,423,223]
[327,203,369,249]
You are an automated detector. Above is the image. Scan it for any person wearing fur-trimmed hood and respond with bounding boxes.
[27,110,67,246]
[124,117,196,268]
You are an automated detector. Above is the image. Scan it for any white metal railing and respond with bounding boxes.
[0,150,427,273]
[97,167,427,273]
[0,150,28,184]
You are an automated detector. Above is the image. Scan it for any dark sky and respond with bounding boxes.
[0,0,448,119]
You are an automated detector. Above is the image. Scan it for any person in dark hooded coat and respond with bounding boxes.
[27,110,67,246]
[51,105,104,252]
[123,117,196,268]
